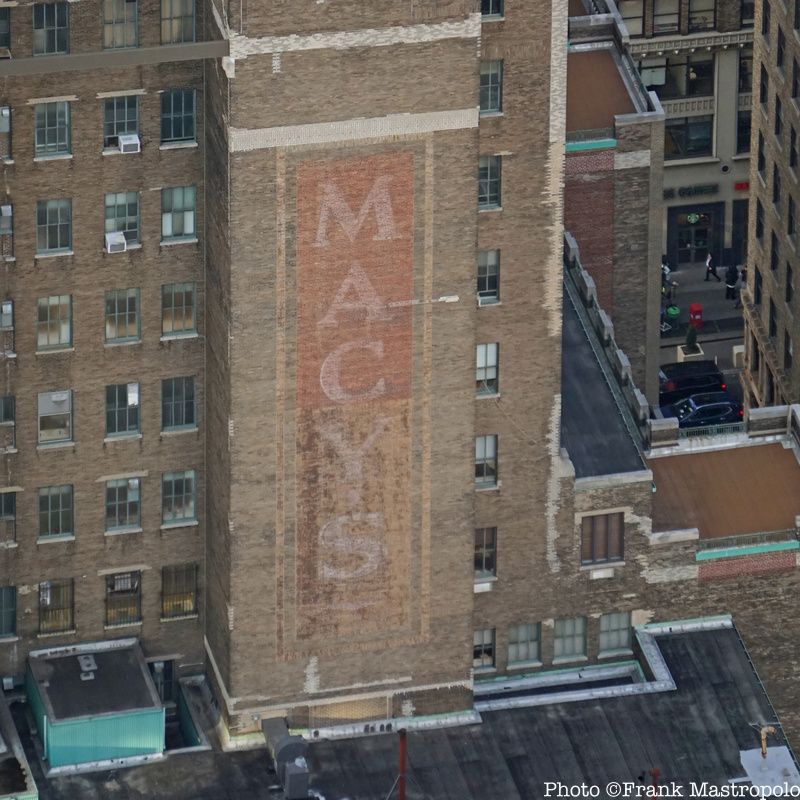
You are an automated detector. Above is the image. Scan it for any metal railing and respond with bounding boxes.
[696,528,798,552]
[678,422,746,439]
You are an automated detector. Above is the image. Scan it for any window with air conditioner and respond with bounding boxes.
[104,191,139,249]
[103,95,138,150]
[37,390,72,444]
[105,571,141,626]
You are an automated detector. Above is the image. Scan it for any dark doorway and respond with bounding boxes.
[667,202,724,268]
[732,199,749,265]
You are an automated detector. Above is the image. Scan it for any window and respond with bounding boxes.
[775,96,783,138]
[476,343,499,395]
[161,0,194,43]
[0,587,15,638]
[104,191,139,244]
[0,9,9,49]
[752,333,761,372]
[580,512,624,564]
[39,579,74,633]
[758,134,766,176]
[688,0,715,32]
[481,0,503,17]
[478,156,501,208]
[738,49,753,93]
[773,166,781,207]
[762,0,771,38]
[760,65,769,107]
[0,300,11,330]
[741,0,754,27]
[641,54,714,99]
[162,376,196,430]
[785,331,793,370]
[554,617,587,660]
[737,110,751,154]
[480,61,503,114]
[477,250,500,304]
[789,197,796,239]
[473,628,495,669]
[508,623,540,665]
[474,527,496,579]
[777,27,786,70]
[103,95,138,148]
[161,564,198,619]
[475,435,498,488]
[770,299,778,338]
[754,267,763,304]
[162,282,196,335]
[38,485,73,538]
[653,0,679,34]
[0,397,14,451]
[162,469,196,523]
[37,390,72,444]
[105,477,140,530]
[32,2,68,55]
[756,199,765,241]
[36,295,71,351]
[105,288,139,343]
[618,0,643,36]
[34,102,70,158]
[36,199,71,254]
[787,264,794,303]
[161,89,196,143]
[791,128,798,170]
[0,493,15,541]
[599,612,632,654]
[161,186,196,240]
[664,116,713,160]
[794,61,799,100]
[103,0,137,48]
[106,383,140,437]
[105,571,141,626]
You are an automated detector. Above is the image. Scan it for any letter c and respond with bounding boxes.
[319,340,386,403]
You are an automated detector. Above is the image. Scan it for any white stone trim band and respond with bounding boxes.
[228,14,480,59]
[230,107,479,152]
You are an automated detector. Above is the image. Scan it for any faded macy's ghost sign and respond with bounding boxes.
[296,153,414,640]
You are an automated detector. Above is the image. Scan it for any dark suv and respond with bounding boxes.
[658,361,726,406]
[660,391,743,429]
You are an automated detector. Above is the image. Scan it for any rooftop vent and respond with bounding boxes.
[262,718,309,800]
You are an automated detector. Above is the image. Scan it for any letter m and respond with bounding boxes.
[314,175,397,247]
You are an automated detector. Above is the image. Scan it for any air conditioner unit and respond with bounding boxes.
[105,231,127,253]
[477,291,498,307]
[118,133,141,154]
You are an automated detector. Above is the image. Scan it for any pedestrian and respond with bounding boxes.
[725,264,738,300]
[705,252,721,282]
[734,265,748,309]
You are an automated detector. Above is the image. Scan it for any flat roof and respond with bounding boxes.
[28,640,160,722]
[561,288,644,478]
[649,443,800,538]
[567,48,635,133]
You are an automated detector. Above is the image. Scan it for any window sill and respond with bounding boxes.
[36,441,74,452]
[476,392,500,400]
[579,560,625,571]
[0,542,17,550]
[160,332,198,342]
[0,637,18,645]
[159,141,198,150]
[160,519,198,531]
[598,648,634,660]
[160,237,198,247]
[104,526,143,536]
[732,153,750,161]
[507,660,543,671]
[37,534,75,544]
[664,156,719,168]
[37,629,76,639]
[160,613,199,623]
[34,250,73,260]
[480,111,504,119]
[160,426,198,437]
[35,347,74,356]
[477,299,501,308]
[552,655,588,666]
[473,667,497,676]
[0,448,17,455]
[104,621,142,631]
[481,14,504,21]
[1,159,13,166]
[478,206,503,213]
[475,482,500,493]
[104,433,142,443]
[33,153,73,162]
[105,339,141,348]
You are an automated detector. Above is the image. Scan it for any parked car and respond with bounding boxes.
[658,360,726,406]
[659,391,743,429]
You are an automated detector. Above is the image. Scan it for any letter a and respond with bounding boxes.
[319,262,390,327]
[314,175,397,247]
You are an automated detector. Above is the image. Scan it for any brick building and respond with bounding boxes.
[744,0,800,406]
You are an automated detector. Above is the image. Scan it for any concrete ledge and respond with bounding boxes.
[648,417,679,447]
[647,528,700,546]
[748,405,792,435]
[574,469,652,491]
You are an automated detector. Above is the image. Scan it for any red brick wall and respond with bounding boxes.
[699,551,796,581]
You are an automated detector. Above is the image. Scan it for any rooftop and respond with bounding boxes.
[28,639,160,722]
[27,626,795,800]
[567,48,636,133]
[561,287,645,478]
[649,442,800,539]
